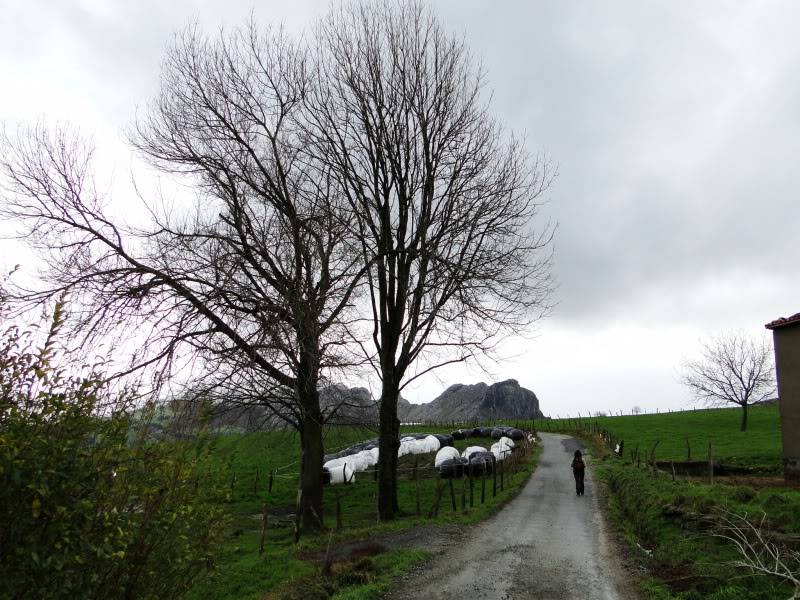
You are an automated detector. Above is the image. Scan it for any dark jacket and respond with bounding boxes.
[571,458,585,474]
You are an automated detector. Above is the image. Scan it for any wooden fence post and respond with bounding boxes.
[428,478,444,518]
[414,461,421,518]
[685,438,691,462]
[469,472,474,508]
[708,443,714,485]
[500,458,504,491]
[449,479,457,512]
[258,500,269,557]
[254,468,260,495]
[336,493,342,530]
[462,476,467,513]
[268,470,274,494]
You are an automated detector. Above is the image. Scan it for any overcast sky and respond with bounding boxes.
[2,0,799,416]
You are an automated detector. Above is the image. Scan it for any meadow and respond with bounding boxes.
[185,424,539,600]
[540,404,783,471]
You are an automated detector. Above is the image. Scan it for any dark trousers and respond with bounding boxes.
[574,471,584,495]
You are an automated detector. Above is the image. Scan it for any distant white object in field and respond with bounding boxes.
[497,436,514,450]
[423,435,441,453]
[462,446,487,460]
[435,446,461,467]
[490,442,511,461]
[325,460,355,485]
[368,447,380,463]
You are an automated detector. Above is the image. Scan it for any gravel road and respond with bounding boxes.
[384,433,640,600]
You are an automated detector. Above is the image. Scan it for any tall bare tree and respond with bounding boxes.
[682,333,775,432]
[305,1,555,519]
[0,22,365,530]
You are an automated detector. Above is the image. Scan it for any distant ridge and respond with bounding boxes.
[398,379,544,423]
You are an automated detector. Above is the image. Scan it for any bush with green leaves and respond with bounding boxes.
[0,303,228,600]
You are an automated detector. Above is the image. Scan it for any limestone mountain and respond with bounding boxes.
[398,379,544,423]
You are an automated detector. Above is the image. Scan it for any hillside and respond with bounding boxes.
[548,405,783,471]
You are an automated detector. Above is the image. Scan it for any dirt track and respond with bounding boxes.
[384,433,640,600]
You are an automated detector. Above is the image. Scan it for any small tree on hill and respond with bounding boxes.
[681,332,775,432]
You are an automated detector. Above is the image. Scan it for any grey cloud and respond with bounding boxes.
[3,0,799,411]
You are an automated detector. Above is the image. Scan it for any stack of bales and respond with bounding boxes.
[323,433,454,485]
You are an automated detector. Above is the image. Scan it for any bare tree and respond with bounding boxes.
[714,510,800,599]
[631,406,643,415]
[681,333,775,432]
[305,1,555,519]
[0,22,366,531]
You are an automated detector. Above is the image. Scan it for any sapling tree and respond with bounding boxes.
[681,333,775,432]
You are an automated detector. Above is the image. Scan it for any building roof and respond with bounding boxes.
[765,312,800,330]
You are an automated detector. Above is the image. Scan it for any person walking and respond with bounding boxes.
[571,450,585,496]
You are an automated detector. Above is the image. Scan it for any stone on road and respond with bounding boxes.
[385,433,639,600]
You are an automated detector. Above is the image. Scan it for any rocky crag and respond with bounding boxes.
[397,379,544,423]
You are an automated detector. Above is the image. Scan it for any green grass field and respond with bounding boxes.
[540,404,783,471]
[185,424,539,600]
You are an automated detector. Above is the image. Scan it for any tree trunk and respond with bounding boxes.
[378,378,401,521]
[296,335,324,531]
[298,407,324,531]
[740,401,749,432]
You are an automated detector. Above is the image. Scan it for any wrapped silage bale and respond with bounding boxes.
[468,451,495,476]
[490,442,510,462]
[506,428,525,441]
[450,429,467,441]
[350,450,375,472]
[498,436,515,450]
[435,446,461,467]
[462,446,487,460]
[398,440,413,458]
[423,435,441,453]
[368,446,380,463]
[439,457,468,479]
[433,433,455,447]
[325,461,355,485]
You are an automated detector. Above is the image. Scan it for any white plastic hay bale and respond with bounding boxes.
[424,435,441,453]
[350,450,374,472]
[398,440,415,457]
[490,442,510,461]
[326,462,355,485]
[368,447,380,464]
[324,457,346,471]
[498,436,515,450]
[462,446,487,460]
[434,446,461,467]
[408,439,429,455]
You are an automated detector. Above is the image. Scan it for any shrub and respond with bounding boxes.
[0,303,227,599]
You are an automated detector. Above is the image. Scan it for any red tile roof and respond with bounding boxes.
[765,312,800,330]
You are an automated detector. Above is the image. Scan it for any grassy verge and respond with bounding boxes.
[592,454,799,598]
[184,426,541,600]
